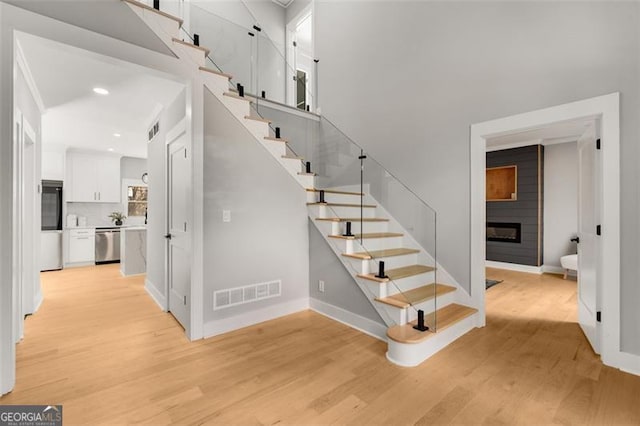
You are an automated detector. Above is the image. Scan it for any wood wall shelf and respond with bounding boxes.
[486,165,517,201]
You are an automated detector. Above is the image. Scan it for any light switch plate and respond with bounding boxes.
[222,210,231,222]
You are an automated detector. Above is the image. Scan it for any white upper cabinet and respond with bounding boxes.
[41,146,66,181]
[66,151,121,203]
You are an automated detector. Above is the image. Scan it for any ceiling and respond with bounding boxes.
[18,32,185,159]
[486,118,595,151]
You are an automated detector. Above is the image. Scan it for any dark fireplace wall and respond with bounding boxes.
[486,145,544,266]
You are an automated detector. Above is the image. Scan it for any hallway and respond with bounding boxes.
[2,265,640,424]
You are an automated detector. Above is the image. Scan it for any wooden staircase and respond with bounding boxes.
[123,0,479,367]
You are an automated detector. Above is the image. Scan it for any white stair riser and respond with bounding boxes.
[310,205,377,219]
[260,141,287,158]
[203,75,230,97]
[384,271,437,295]
[221,96,251,119]
[362,253,419,271]
[280,157,305,175]
[336,221,389,235]
[172,42,206,67]
[386,313,478,367]
[126,4,180,43]
[296,174,316,188]
[351,236,405,252]
[306,192,363,204]
[406,292,457,323]
[243,119,270,140]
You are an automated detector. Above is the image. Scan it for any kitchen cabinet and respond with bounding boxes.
[66,152,121,202]
[67,228,95,264]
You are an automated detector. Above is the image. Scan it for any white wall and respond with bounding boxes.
[202,91,309,333]
[315,1,640,354]
[543,142,578,269]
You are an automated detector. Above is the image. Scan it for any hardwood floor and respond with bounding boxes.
[2,265,640,424]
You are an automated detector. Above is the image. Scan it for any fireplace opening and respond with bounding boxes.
[487,222,521,243]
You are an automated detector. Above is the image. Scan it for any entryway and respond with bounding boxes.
[470,93,620,368]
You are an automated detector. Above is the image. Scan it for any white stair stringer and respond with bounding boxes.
[125,0,478,367]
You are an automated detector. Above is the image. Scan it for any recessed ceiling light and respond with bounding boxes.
[108,148,115,152]
[93,87,109,95]
[113,133,121,137]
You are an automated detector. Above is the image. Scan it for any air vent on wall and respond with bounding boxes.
[213,280,281,310]
[148,121,160,142]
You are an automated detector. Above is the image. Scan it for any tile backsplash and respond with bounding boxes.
[66,202,125,227]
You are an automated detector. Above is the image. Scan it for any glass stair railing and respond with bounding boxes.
[169,2,441,333]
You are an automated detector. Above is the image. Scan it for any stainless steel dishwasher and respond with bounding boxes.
[95,228,121,264]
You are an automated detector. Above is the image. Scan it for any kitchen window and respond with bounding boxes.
[127,185,148,217]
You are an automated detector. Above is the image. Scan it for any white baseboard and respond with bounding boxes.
[309,298,388,342]
[616,351,640,377]
[542,264,577,276]
[145,279,166,311]
[33,292,43,314]
[486,260,542,274]
[203,298,310,339]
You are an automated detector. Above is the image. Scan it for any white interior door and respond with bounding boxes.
[166,132,190,331]
[577,121,600,354]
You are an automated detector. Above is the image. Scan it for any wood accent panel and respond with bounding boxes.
[199,66,233,80]
[4,266,639,424]
[171,38,211,56]
[387,303,477,343]
[328,232,403,240]
[123,0,184,26]
[375,283,457,308]
[486,165,517,201]
[358,264,435,282]
[342,248,420,260]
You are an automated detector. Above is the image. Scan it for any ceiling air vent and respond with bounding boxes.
[213,280,281,310]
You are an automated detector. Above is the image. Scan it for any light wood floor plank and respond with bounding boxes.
[1,265,639,424]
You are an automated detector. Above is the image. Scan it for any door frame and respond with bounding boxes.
[285,3,313,109]
[470,93,621,369]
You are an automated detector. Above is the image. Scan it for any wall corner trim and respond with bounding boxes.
[145,279,167,311]
[203,298,310,339]
[309,298,388,342]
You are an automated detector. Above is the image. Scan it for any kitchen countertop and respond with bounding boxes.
[64,225,147,230]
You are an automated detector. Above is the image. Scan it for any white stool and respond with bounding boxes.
[560,254,578,279]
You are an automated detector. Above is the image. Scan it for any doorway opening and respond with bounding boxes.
[286,6,314,111]
[12,31,190,348]
[470,93,620,368]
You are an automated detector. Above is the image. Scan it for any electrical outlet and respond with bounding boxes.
[318,280,325,293]
[222,210,231,222]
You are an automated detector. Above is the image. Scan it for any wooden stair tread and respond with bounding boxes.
[172,38,211,55]
[223,92,250,102]
[306,188,364,196]
[307,202,376,208]
[375,283,456,309]
[123,0,184,26]
[343,248,419,260]
[199,66,233,80]
[244,115,272,124]
[316,217,388,222]
[357,264,434,282]
[328,232,404,240]
[265,136,289,143]
[298,172,317,176]
[282,155,304,160]
[387,304,478,344]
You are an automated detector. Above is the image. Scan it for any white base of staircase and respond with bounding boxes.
[386,312,478,367]
[310,298,387,341]
[203,298,310,338]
